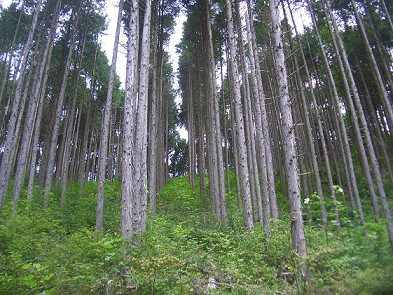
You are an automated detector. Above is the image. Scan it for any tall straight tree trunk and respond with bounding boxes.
[0,8,22,122]
[323,0,381,219]
[357,60,393,186]
[0,0,43,209]
[381,0,393,34]
[132,0,152,235]
[224,0,253,229]
[197,75,206,200]
[78,45,97,192]
[187,71,196,190]
[286,0,339,228]
[96,0,124,231]
[235,0,264,225]
[281,1,331,229]
[60,17,90,206]
[269,0,306,272]
[245,0,278,220]
[325,0,393,252]
[13,0,62,203]
[201,0,227,223]
[148,4,160,212]
[307,0,366,228]
[43,3,82,200]
[219,56,231,195]
[121,0,153,240]
[229,82,242,212]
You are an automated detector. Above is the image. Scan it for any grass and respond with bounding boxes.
[0,172,392,294]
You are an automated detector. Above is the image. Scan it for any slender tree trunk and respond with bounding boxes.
[380,0,393,33]
[197,76,206,200]
[148,4,160,212]
[0,8,22,124]
[21,0,62,203]
[121,0,152,240]
[282,1,332,229]
[224,0,253,229]
[308,0,366,228]
[132,0,152,235]
[78,45,97,192]
[245,0,278,220]
[357,60,393,186]
[236,0,264,225]
[201,0,227,223]
[220,56,231,195]
[43,3,82,201]
[286,0,340,228]
[187,71,196,190]
[96,0,124,231]
[325,0,393,252]
[0,0,43,209]
[60,18,90,206]
[269,0,306,274]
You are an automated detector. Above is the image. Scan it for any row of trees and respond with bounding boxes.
[0,0,180,230]
[0,0,392,272]
[178,0,393,259]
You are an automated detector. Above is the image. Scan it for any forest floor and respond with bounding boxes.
[1,173,393,294]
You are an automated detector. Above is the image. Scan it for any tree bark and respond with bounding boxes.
[43,3,82,201]
[269,0,306,273]
[96,0,124,231]
[224,0,253,229]
[325,0,393,252]
[0,0,43,209]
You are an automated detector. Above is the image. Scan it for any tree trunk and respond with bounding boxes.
[0,0,43,209]
[43,3,82,201]
[148,4,160,212]
[269,0,306,275]
[96,0,124,231]
[236,0,264,225]
[307,0,366,228]
[325,0,393,252]
[224,0,253,230]
[245,0,278,220]
[282,0,331,229]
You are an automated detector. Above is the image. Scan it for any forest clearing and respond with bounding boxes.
[0,0,393,293]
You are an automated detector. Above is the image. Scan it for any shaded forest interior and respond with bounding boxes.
[0,0,393,293]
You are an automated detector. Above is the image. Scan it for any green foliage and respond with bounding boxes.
[1,174,392,294]
[0,198,126,294]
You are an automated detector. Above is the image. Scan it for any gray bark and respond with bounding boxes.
[245,0,279,220]
[282,1,331,229]
[225,0,253,229]
[325,0,393,252]
[0,0,43,208]
[269,0,307,271]
[96,0,124,231]
[148,6,160,212]
[236,1,264,224]
[43,4,81,200]
[286,0,340,230]
[121,0,152,240]
[308,0,366,227]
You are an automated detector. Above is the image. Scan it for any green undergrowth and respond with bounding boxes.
[0,174,392,294]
